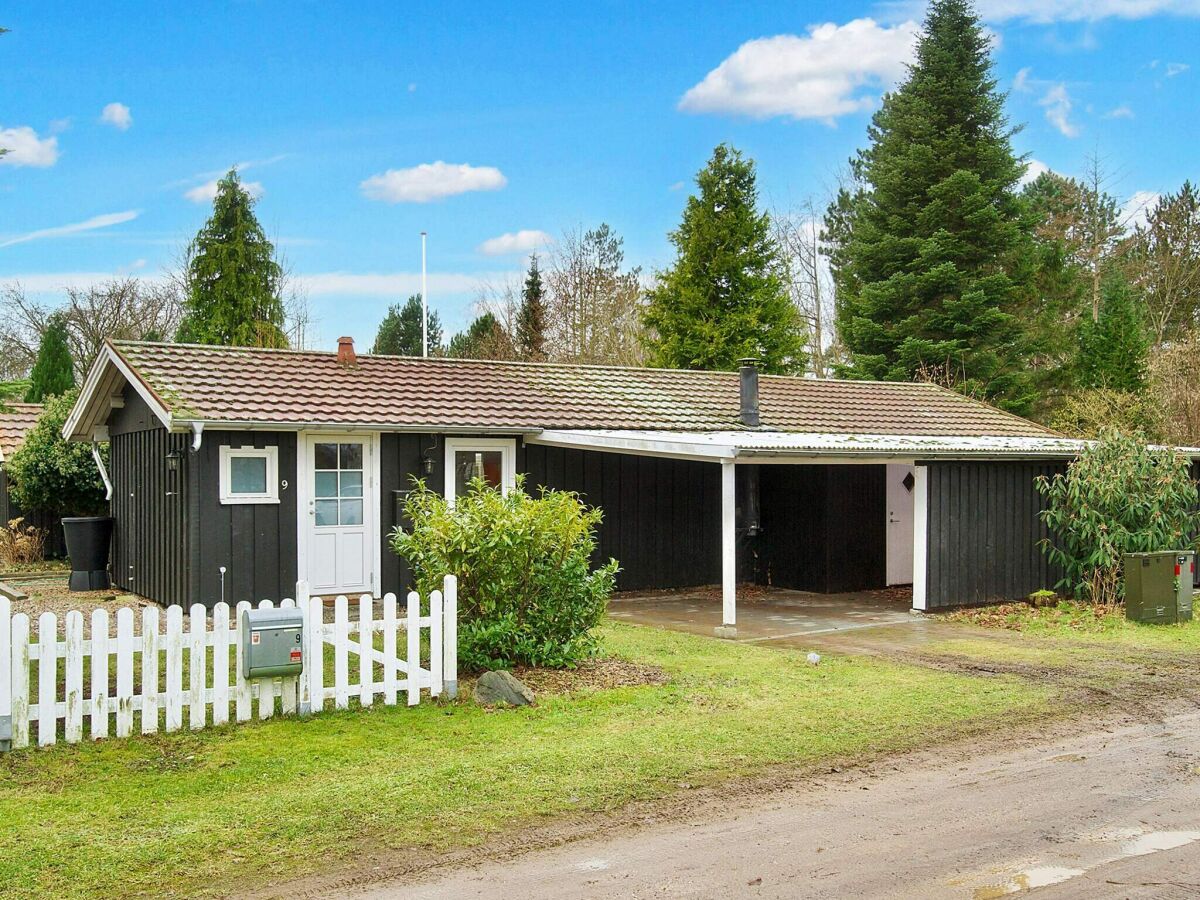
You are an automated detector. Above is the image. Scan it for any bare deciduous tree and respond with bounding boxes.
[0,278,184,378]
[1123,182,1200,349]
[773,198,841,377]
[545,224,644,366]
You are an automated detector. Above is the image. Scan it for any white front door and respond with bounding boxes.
[300,433,377,595]
[886,463,916,586]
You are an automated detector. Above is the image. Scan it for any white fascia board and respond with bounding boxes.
[63,345,173,441]
[171,419,539,436]
[528,429,737,461]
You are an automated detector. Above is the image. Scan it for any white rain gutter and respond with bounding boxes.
[92,443,113,501]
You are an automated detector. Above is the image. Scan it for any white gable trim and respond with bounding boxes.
[63,344,173,441]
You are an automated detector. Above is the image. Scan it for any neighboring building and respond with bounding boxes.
[0,402,64,556]
[66,338,1090,627]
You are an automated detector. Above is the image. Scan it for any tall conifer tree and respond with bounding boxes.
[1076,274,1148,393]
[829,0,1032,412]
[644,144,807,375]
[516,255,548,361]
[372,295,442,356]
[176,169,288,348]
[25,314,75,402]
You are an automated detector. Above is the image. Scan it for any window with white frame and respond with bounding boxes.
[444,438,516,507]
[219,445,280,504]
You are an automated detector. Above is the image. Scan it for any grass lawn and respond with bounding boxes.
[0,621,1048,899]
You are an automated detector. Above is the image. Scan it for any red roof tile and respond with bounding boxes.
[0,402,43,460]
[110,341,1057,438]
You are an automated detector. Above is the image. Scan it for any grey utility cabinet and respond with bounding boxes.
[241,607,305,678]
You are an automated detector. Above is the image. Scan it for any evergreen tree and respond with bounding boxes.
[515,255,548,361]
[447,313,514,360]
[644,144,807,375]
[829,0,1032,413]
[372,295,442,356]
[1076,274,1148,393]
[176,169,288,348]
[25,314,75,402]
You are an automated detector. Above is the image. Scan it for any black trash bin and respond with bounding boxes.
[61,516,113,591]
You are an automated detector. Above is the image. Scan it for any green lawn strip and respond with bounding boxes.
[0,622,1047,899]
[950,601,1200,651]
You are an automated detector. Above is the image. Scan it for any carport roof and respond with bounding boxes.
[66,339,1062,442]
[528,429,1092,461]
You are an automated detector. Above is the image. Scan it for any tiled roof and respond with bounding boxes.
[0,403,43,461]
[109,340,1057,438]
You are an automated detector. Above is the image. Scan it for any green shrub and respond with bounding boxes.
[391,476,619,671]
[1037,429,1198,605]
[7,390,109,517]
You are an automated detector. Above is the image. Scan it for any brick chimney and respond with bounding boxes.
[337,336,356,365]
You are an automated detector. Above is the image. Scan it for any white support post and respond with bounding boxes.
[443,575,458,699]
[716,460,738,639]
[912,465,929,612]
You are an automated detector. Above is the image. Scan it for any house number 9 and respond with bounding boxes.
[281,479,289,490]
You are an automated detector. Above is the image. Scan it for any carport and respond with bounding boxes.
[529,426,1085,637]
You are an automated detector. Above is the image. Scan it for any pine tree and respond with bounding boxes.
[372,295,442,356]
[515,255,548,361]
[644,144,807,375]
[1076,274,1148,393]
[176,169,288,348]
[25,314,75,402]
[829,0,1032,413]
[447,313,514,360]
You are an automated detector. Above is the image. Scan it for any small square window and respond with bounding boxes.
[219,446,280,505]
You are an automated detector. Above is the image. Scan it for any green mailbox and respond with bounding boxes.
[1124,551,1191,624]
[241,608,305,679]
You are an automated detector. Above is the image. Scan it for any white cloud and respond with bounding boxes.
[476,230,554,256]
[294,270,513,297]
[1167,62,1191,76]
[678,18,921,122]
[0,126,59,167]
[1019,158,1051,187]
[1104,104,1135,118]
[0,210,140,249]
[1039,83,1080,137]
[184,178,264,204]
[1121,190,1160,229]
[1013,66,1033,92]
[360,162,507,203]
[100,102,132,130]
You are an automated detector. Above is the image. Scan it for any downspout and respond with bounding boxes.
[92,443,113,501]
[191,422,204,451]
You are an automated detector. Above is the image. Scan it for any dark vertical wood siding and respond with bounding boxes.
[109,428,191,606]
[378,433,444,595]
[524,445,722,591]
[757,464,886,593]
[190,431,297,607]
[925,461,1065,609]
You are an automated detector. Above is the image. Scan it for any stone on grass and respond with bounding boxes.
[474,670,535,707]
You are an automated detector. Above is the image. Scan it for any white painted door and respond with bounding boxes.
[886,463,916,586]
[302,434,376,595]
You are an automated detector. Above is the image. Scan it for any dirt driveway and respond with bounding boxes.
[335,709,1200,899]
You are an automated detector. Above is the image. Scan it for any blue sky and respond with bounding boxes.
[2,1,1197,348]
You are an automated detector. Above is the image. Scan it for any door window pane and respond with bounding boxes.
[315,499,339,526]
[315,443,338,470]
[230,456,268,494]
[340,443,363,470]
[340,499,364,525]
[454,450,503,498]
[315,471,338,498]
[339,471,363,498]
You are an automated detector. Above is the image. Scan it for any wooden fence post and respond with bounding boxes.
[442,575,458,699]
[308,594,325,714]
[37,612,57,747]
[141,606,159,734]
[90,609,109,740]
[296,582,312,715]
[406,591,420,707]
[11,613,29,749]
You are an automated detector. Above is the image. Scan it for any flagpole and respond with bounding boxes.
[420,231,428,357]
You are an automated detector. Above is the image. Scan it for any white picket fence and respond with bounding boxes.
[0,576,458,751]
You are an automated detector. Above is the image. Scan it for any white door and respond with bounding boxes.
[886,463,916,586]
[301,434,377,595]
